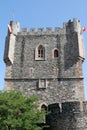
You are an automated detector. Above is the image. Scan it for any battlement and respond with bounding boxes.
[8,21,20,35]
[17,18,81,35]
[48,101,87,113]
[47,101,87,130]
[18,27,64,35]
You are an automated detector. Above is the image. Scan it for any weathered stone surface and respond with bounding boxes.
[47,102,87,130]
[4,18,87,129]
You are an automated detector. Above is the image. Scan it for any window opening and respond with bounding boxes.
[38,45,45,58]
[54,49,58,57]
[41,104,47,110]
[41,104,47,123]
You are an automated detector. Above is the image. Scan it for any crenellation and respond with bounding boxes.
[55,27,61,32]
[47,101,87,115]
[30,28,36,33]
[10,21,20,35]
[38,28,44,34]
[45,27,53,33]
[17,27,64,35]
[62,101,81,113]
[21,28,28,32]
[55,27,64,34]
[48,103,60,113]
[47,101,87,130]
[63,18,81,34]
[7,18,82,36]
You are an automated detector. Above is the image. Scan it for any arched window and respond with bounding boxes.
[54,49,58,57]
[41,104,47,123]
[38,45,45,58]
[35,45,45,60]
[41,104,47,111]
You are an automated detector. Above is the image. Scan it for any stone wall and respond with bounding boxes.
[47,101,87,130]
[4,19,85,101]
[4,18,87,129]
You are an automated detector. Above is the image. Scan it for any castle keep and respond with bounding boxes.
[4,18,87,129]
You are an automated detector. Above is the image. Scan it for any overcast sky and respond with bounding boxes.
[0,0,87,99]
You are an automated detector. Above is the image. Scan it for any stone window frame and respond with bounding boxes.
[38,79,47,89]
[38,45,44,58]
[35,44,45,60]
[53,67,58,76]
[52,48,59,58]
[29,67,34,77]
[40,103,48,123]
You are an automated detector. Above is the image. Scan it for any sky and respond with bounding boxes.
[0,0,87,99]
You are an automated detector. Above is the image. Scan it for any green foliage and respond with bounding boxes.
[0,91,47,130]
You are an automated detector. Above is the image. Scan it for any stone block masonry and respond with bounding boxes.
[4,18,87,129]
[47,101,87,130]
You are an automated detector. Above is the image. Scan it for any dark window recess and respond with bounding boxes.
[54,50,58,57]
[38,45,45,58]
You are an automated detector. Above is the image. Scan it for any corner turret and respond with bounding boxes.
[63,18,85,63]
[63,18,81,34]
[4,21,20,65]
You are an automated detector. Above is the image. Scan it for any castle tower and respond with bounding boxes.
[4,18,87,130]
[4,18,85,103]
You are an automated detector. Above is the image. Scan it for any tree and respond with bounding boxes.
[0,91,47,130]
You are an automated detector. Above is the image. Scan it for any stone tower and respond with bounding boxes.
[4,19,87,129]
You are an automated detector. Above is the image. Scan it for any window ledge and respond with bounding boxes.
[35,57,45,61]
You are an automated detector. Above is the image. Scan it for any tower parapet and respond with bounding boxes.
[63,18,81,34]
[18,27,64,35]
[17,19,82,35]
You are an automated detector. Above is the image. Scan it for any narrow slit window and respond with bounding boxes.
[41,104,47,123]
[54,49,58,57]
